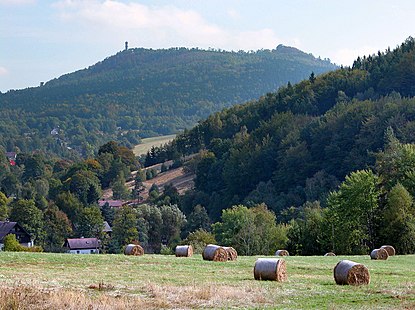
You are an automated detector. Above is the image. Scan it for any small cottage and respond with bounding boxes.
[5,152,16,166]
[5,152,16,161]
[64,238,100,254]
[0,221,33,251]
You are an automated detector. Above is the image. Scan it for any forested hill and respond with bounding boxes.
[0,46,335,158]
[156,37,415,220]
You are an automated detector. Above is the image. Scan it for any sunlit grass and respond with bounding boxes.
[0,252,414,309]
[133,134,176,156]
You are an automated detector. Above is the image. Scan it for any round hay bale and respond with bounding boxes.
[175,245,193,257]
[324,252,336,256]
[223,246,238,261]
[333,260,370,285]
[202,244,228,262]
[124,244,144,256]
[253,258,287,281]
[275,250,289,256]
[380,245,395,256]
[370,248,389,260]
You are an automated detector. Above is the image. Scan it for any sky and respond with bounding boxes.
[1,0,415,92]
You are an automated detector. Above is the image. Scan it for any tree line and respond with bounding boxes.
[1,131,414,255]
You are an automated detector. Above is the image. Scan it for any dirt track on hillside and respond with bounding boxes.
[102,165,195,202]
[140,167,194,200]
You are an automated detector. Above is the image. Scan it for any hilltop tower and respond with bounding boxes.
[125,41,128,51]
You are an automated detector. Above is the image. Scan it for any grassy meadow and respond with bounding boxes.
[0,252,414,309]
[133,135,176,156]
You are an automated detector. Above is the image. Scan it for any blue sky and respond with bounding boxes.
[1,0,415,92]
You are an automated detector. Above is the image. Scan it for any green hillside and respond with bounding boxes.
[0,46,335,157]
[164,37,415,210]
[147,38,415,254]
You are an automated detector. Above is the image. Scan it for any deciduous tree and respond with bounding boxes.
[112,206,139,249]
[381,183,415,254]
[326,169,380,254]
[75,206,104,239]
[159,204,186,245]
[0,191,9,221]
[213,204,287,255]
[66,170,102,205]
[9,199,45,244]
[43,205,73,252]
[136,204,163,252]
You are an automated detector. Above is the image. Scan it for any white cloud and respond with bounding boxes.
[0,67,8,76]
[332,46,379,66]
[0,0,35,5]
[52,0,283,51]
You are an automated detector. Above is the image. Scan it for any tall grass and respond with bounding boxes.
[0,284,135,310]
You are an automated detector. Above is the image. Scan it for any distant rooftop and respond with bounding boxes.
[64,238,100,250]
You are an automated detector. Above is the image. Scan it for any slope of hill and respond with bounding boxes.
[0,46,336,157]
[157,37,415,219]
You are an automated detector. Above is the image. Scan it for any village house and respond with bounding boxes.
[5,152,16,161]
[0,221,33,251]
[5,152,16,166]
[63,238,100,254]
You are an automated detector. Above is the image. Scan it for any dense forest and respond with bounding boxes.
[147,38,415,254]
[0,46,335,158]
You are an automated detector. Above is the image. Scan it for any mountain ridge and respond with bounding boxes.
[0,45,336,157]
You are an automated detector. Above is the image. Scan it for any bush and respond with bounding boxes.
[183,229,216,254]
[160,244,174,255]
[160,164,168,173]
[3,234,22,251]
[171,159,183,169]
[3,234,43,252]
[25,246,43,252]
[146,169,158,180]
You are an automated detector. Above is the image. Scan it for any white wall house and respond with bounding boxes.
[64,238,100,254]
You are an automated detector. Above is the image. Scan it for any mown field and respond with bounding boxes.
[0,252,414,309]
[133,134,176,156]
